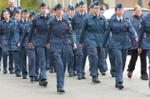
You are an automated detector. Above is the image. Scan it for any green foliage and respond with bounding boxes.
[0,0,8,12]
[21,0,41,11]
[0,0,41,12]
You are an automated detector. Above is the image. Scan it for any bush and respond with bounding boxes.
[21,0,41,11]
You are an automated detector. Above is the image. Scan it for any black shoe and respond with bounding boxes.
[101,72,106,75]
[3,70,7,74]
[30,77,39,82]
[78,75,86,80]
[49,69,54,73]
[10,70,14,74]
[100,70,106,75]
[30,77,35,82]
[92,76,100,83]
[116,83,124,90]
[16,74,21,77]
[34,77,39,81]
[57,88,65,93]
[141,73,148,80]
[39,80,48,87]
[116,82,124,90]
[69,73,74,77]
[22,76,27,79]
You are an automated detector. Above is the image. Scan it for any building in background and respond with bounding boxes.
[12,0,150,10]
[43,0,150,9]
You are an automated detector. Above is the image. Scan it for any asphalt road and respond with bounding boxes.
[0,56,150,99]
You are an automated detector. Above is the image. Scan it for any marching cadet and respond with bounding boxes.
[80,1,108,83]
[104,3,138,89]
[0,10,14,74]
[71,1,87,80]
[127,5,148,80]
[97,5,108,76]
[48,3,77,92]
[5,0,17,71]
[10,10,22,77]
[65,5,75,77]
[139,3,150,88]
[20,8,29,79]
[46,9,56,73]
[18,10,39,82]
[29,2,49,87]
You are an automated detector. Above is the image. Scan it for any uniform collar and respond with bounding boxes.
[79,12,85,16]
[40,13,47,17]
[56,16,63,21]
[22,18,28,22]
[5,19,10,23]
[116,16,123,21]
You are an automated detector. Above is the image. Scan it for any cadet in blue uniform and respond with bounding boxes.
[80,1,108,83]
[71,1,87,79]
[20,8,30,79]
[29,2,49,86]
[97,6,108,76]
[139,4,150,87]
[48,4,77,92]
[10,11,22,77]
[0,10,14,74]
[18,10,39,82]
[65,5,76,77]
[104,3,138,89]
[127,5,148,80]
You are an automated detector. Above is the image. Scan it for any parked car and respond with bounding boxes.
[104,8,150,19]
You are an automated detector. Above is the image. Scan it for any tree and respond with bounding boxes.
[21,0,41,11]
[0,0,8,12]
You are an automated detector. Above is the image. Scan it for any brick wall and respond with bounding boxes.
[104,0,149,8]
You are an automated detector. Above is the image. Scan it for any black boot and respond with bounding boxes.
[92,76,100,83]
[57,87,65,93]
[141,73,148,80]
[116,82,124,90]
[39,80,48,87]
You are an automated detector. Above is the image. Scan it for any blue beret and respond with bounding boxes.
[54,3,62,10]
[75,3,79,8]
[21,8,28,13]
[78,1,85,6]
[68,5,75,10]
[14,10,21,15]
[39,2,46,8]
[149,1,150,5]
[30,10,36,16]
[93,1,100,7]
[115,3,123,9]
[89,1,100,8]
